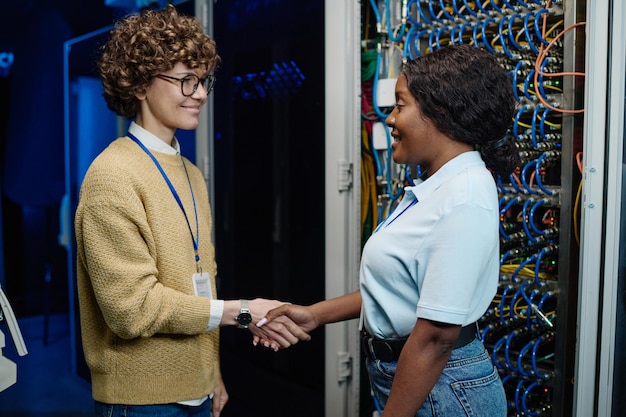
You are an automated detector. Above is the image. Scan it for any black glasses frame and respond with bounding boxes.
[155,73,216,96]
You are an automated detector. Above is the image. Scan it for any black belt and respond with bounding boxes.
[361,322,478,362]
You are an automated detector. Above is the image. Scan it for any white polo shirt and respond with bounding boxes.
[360,151,500,339]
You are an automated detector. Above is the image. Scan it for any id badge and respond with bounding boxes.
[192,272,213,299]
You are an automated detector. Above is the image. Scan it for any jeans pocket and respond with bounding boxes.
[373,358,397,380]
[450,367,507,417]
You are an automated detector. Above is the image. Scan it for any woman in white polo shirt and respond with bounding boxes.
[258,44,519,417]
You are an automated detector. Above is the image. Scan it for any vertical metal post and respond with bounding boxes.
[596,0,626,415]
[194,0,215,240]
[325,0,362,416]
[574,0,610,415]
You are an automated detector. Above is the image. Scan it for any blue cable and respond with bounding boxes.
[462,0,480,18]
[508,14,524,51]
[412,30,432,58]
[369,0,382,26]
[501,0,516,8]
[482,18,497,53]
[537,291,552,312]
[385,0,406,42]
[406,0,421,26]
[498,16,515,59]
[531,105,542,148]
[416,0,434,25]
[522,199,538,243]
[435,26,450,49]
[500,285,514,324]
[521,381,541,416]
[449,25,459,45]
[452,0,468,20]
[438,0,456,21]
[497,175,512,194]
[512,254,538,283]
[405,165,415,186]
[517,0,532,10]
[535,153,555,195]
[521,160,539,195]
[513,105,528,139]
[472,19,482,47]
[534,245,551,287]
[475,0,490,14]
[529,199,548,236]
[500,197,521,239]
[518,340,536,377]
[512,61,524,102]
[537,291,554,324]
[493,335,509,369]
[509,173,527,194]
[540,107,550,139]
[504,330,520,371]
[372,50,391,120]
[480,324,493,342]
[515,379,526,414]
[512,280,534,327]
[523,12,540,54]
[523,69,536,101]
[459,22,473,44]
[404,25,418,59]
[534,9,551,46]
[531,337,551,380]
[500,249,512,266]
[489,0,505,13]
[428,0,446,24]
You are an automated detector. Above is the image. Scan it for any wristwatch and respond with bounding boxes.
[236,299,252,329]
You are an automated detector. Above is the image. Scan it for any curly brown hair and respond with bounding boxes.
[98,4,221,119]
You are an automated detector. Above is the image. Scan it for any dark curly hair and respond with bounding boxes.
[402,44,520,176]
[98,4,221,119]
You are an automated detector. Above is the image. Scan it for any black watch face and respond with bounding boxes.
[237,313,252,326]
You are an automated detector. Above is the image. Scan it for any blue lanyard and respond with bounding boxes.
[375,197,418,233]
[128,132,201,271]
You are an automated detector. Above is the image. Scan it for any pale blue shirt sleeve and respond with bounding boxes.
[416,201,499,325]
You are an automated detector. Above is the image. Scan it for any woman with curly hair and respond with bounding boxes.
[258,44,520,416]
[75,5,306,417]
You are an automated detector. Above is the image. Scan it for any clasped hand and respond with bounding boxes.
[247,301,317,351]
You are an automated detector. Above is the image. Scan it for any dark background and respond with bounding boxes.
[0,1,325,415]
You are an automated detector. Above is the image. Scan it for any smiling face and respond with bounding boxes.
[135,62,210,145]
[385,74,472,175]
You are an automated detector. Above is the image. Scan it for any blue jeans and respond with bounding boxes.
[95,399,212,417]
[366,338,506,417]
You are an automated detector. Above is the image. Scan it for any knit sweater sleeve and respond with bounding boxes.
[75,139,214,339]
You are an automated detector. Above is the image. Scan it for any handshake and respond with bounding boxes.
[234,292,360,351]
[234,299,318,352]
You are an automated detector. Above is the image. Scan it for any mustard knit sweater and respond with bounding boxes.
[75,138,219,405]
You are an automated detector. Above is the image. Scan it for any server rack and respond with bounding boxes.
[357,1,586,415]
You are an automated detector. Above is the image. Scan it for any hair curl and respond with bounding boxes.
[98,4,221,119]
[402,44,520,176]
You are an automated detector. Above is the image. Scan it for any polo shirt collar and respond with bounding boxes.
[406,151,485,201]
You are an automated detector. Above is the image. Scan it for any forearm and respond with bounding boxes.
[308,291,361,326]
[381,320,460,417]
[220,298,286,327]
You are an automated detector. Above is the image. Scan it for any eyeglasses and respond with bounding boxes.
[155,73,216,96]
